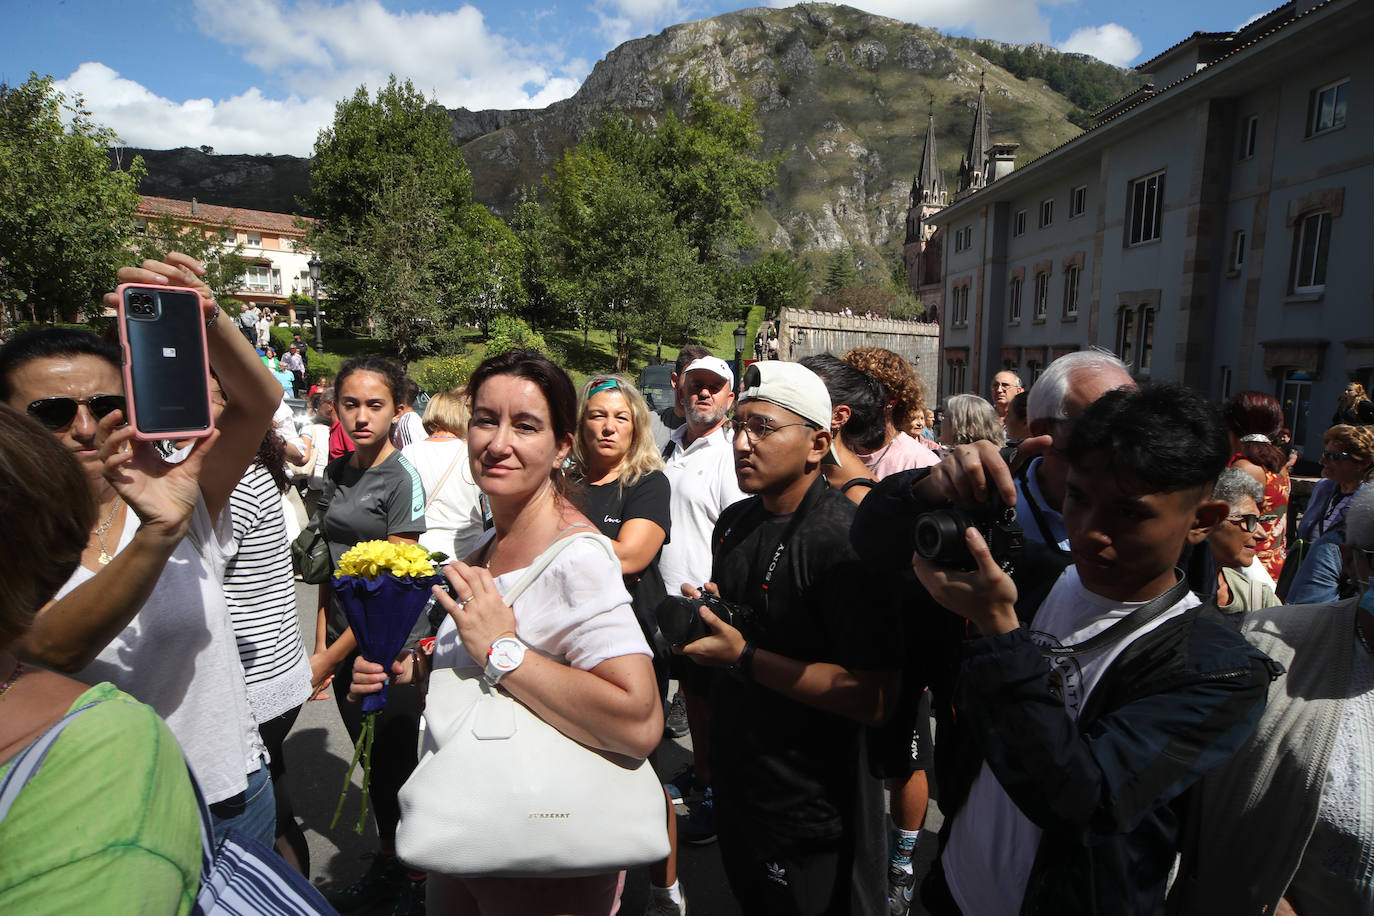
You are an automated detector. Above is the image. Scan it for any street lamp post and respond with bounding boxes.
[732,321,747,391]
[307,255,324,354]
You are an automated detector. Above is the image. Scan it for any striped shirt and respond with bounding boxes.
[224,464,312,723]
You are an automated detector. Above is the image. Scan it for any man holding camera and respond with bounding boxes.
[679,361,900,915]
[852,382,1275,915]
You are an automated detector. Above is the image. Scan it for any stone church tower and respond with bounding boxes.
[903,108,947,302]
[956,79,991,196]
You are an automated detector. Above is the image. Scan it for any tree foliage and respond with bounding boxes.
[822,247,860,295]
[542,81,777,367]
[748,249,811,318]
[958,40,1148,128]
[0,73,145,324]
[130,212,249,306]
[306,76,507,361]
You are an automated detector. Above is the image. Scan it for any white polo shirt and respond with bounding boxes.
[657,424,746,595]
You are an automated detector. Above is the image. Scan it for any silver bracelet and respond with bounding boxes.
[205,302,221,329]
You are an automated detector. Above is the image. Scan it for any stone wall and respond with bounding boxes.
[776,307,941,397]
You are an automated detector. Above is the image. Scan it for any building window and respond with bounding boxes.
[1013,209,1027,237]
[1231,230,1247,272]
[244,265,272,291]
[1126,171,1164,246]
[245,231,262,247]
[1307,79,1349,136]
[948,360,967,394]
[1008,276,1022,324]
[951,285,969,326]
[1069,185,1087,219]
[1292,211,1332,292]
[954,226,973,252]
[1278,369,1314,444]
[1039,199,1054,229]
[1240,115,1258,159]
[1139,307,1155,372]
[1027,359,1043,384]
[1219,365,1233,402]
[1033,273,1049,320]
[1116,308,1136,367]
[1063,265,1081,318]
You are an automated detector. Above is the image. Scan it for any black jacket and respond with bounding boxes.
[851,469,1277,916]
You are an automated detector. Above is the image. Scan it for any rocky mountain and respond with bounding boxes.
[118,3,1143,270]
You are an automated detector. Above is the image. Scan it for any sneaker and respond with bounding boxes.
[644,886,688,915]
[664,764,702,805]
[887,864,915,916]
[391,877,427,916]
[664,691,690,739]
[328,853,404,913]
[678,788,716,846]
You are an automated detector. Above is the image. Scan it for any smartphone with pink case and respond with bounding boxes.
[115,283,213,440]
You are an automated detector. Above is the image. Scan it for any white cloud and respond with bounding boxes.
[55,62,336,155]
[594,0,693,47]
[54,0,592,155]
[1058,22,1143,67]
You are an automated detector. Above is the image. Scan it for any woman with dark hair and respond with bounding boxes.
[0,252,281,848]
[1223,391,1291,581]
[0,405,203,913]
[352,350,660,914]
[842,347,939,477]
[799,354,885,505]
[311,355,429,915]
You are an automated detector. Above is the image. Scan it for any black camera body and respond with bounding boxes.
[656,592,759,646]
[914,495,1025,573]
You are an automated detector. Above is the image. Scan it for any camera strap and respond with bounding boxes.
[1016,461,1067,554]
[1038,572,1191,659]
[715,478,825,611]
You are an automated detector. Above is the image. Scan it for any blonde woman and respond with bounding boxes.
[402,390,485,563]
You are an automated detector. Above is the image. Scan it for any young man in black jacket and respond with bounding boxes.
[679,361,901,915]
[852,382,1277,916]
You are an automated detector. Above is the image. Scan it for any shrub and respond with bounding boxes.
[410,354,474,395]
[486,314,548,357]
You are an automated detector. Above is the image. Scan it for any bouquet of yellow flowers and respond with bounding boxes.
[331,540,445,832]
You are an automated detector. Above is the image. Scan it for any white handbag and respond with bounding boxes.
[394,532,670,877]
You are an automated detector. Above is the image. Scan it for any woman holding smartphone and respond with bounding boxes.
[0,252,281,847]
[351,350,661,914]
[308,356,428,916]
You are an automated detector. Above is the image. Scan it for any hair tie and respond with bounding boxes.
[1240,434,1271,443]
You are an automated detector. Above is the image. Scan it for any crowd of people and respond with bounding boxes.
[1,250,1372,916]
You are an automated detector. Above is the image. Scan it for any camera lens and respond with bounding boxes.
[915,511,964,562]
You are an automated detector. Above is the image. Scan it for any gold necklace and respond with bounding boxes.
[94,499,120,565]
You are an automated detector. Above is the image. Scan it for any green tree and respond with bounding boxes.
[550,146,706,370]
[749,249,810,317]
[823,247,860,295]
[306,76,488,349]
[130,211,249,305]
[0,73,146,324]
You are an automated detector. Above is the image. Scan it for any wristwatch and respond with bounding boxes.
[484,636,526,687]
[729,642,756,681]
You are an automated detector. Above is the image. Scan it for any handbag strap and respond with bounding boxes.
[500,526,609,609]
[423,446,466,514]
[0,702,102,826]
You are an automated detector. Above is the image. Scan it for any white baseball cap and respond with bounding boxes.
[681,355,734,390]
[738,361,839,464]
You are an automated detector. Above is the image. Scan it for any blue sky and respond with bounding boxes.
[0,0,1274,156]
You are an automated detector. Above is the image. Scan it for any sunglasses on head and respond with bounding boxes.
[587,378,622,396]
[26,394,126,430]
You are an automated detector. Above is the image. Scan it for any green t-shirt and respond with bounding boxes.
[0,683,202,915]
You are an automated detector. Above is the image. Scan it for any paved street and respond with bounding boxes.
[283,580,940,914]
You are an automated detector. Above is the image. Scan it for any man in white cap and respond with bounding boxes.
[679,360,900,915]
[657,352,747,847]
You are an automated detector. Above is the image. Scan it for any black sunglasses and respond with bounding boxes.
[1323,450,1357,462]
[26,395,126,430]
[1226,513,1261,533]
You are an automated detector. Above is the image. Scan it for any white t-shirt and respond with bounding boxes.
[271,399,305,460]
[431,531,650,673]
[657,424,746,595]
[401,437,485,561]
[55,498,266,804]
[943,567,1200,916]
[391,410,426,449]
